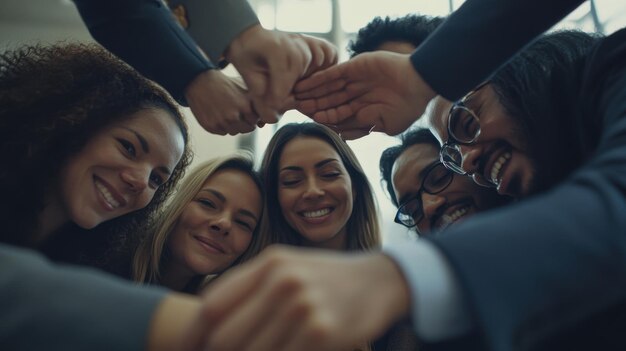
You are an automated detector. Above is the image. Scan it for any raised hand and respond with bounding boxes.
[295,51,436,139]
[185,69,258,135]
[226,24,338,125]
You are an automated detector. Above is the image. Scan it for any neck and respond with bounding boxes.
[35,194,69,245]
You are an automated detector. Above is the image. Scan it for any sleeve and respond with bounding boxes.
[73,0,213,104]
[410,0,586,101]
[425,66,626,351]
[0,244,168,351]
[383,239,473,341]
[172,0,260,64]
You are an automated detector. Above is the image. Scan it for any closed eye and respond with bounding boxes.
[235,219,255,232]
[198,198,217,209]
[280,178,301,187]
[322,172,341,179]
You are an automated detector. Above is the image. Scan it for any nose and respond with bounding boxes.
[302,179,324,199]
[120,167,149,193]
[421,192,446,220]
[209,215,231,235]
[458,144,483,175]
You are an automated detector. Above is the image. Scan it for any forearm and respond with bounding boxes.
[411,0,586,100]
[0,245,168,350]
[172,0,260,63]
[147,293,203,351]
[73,0,212,104]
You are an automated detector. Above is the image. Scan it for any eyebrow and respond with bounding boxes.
[280,158,339,172]
[397,160,439,205]
[199,189,259,222]
[122,127,173,176]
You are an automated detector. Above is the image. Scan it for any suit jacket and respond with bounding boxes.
[0,244,167,350]
[74,0,259,104]
[401,0,626,350]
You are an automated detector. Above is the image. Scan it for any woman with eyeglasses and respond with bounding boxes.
[380,127,510,235]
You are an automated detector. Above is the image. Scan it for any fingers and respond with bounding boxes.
[252,98,280,125]
[185,70,261,136]
[265,34,311,108]
[294,63,345,95]
[208,265,307,350]
[301,35,338,78]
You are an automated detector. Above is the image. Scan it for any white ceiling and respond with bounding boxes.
[0,0,91,48]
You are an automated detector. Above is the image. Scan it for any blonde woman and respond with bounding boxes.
[133,152,265,293]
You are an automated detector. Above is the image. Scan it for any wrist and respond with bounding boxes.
[224,23,263,63]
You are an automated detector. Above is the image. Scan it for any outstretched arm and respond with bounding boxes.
[295,0,586,138]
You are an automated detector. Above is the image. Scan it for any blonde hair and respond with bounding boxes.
[259,123,380,252]
[132,151,264,288]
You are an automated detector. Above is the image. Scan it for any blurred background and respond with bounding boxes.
[2,0,625,242]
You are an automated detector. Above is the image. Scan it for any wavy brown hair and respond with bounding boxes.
[0,43,192,274]
[259,123,380,252]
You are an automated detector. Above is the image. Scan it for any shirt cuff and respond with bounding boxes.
[383,238,473,341]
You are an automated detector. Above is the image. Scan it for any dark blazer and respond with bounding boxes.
[405,1,626,349]
[0,244,167,350]
[73,0,258,104]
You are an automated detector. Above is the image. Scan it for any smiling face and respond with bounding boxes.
[167,168,262,277]
[56,108,185,230]
[392,140,507,234]
[428,86,535,198]
[277,136,354,250]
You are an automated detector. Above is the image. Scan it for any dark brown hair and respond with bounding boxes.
[0,43,192,274]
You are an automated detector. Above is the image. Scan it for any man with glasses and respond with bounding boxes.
[348,13,508,235]
[381,127,509,234]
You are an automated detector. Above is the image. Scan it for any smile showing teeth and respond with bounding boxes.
[490,152,511,185]
[302,208,331,218]
[95,180,121,209]
[441,205,470,228]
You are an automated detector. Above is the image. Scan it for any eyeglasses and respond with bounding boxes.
[439,83,487,177]
[394,162,454,229]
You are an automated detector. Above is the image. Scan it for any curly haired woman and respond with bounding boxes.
[0,43,192,275]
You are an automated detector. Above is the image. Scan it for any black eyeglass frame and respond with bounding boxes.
[393,162,454,229]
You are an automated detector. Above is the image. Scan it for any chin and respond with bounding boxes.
[71,214,99,229]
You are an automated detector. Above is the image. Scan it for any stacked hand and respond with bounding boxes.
[186,24,338,136]
[294,51,436,139]
[181,246,410,351]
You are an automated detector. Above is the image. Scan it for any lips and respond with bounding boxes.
[194,235,226,254]
[478,143,512,187]
[300,207,332,218]
[94,176,126,210]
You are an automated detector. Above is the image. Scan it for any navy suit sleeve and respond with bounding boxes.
[426,63,626,350]
[73,0,213,105]
[410,0,586,100]
[0,244,168,350]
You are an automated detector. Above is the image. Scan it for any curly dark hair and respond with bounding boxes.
[0,43,193,274]
[379,128,439,207]
[348,14,444,58]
